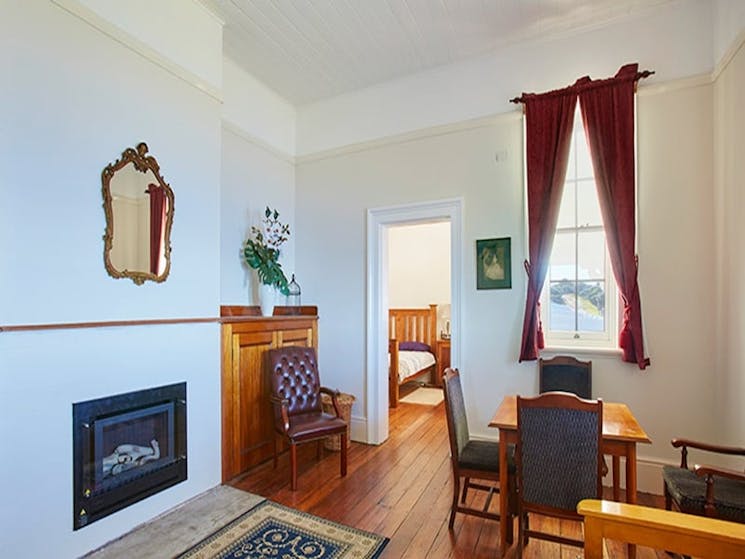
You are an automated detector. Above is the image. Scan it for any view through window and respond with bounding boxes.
[542,108,617,347]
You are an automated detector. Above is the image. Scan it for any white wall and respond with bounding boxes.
[296,117,524,436]
[220,125,296,305]
[222,57,296,157]
[0,2,222,556]
[296,77,720,492]
[388,222,450,309]
[713,39,745,455]
[295,0,712,156]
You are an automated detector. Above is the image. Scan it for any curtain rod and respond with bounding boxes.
[510,69,655,104]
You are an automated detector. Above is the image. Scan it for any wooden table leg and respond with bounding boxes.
[499,433,509,557]
[626,444,638,559]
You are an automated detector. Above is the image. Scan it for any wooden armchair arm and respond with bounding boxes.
[319,387,341,417]
[671,438,745,469]
[269,394,291,432]
[694,463,745,517]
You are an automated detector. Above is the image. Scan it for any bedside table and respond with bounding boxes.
[435,339,451,386]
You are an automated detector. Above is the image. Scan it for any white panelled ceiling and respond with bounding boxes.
[201,0,675,106]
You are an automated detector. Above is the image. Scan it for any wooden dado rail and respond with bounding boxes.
[578,499,745,559]
[0,306,318,332]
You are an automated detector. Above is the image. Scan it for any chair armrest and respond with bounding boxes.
[269,394,291,432]
[319,387,341,417]
[694,464,745,517]
[696,463,745,482]
[671,438,745,469]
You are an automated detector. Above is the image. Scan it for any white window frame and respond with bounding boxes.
[540,109,619,351]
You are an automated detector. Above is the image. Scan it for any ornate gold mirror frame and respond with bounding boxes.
[102,142,175,285]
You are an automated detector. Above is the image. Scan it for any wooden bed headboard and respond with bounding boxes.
[388,304,438,349]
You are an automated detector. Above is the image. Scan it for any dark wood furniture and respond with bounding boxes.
[515,392,604,557]
[267,346,347,491]
[435,338,451,384]
[442,368,513,529]
[662,438,745,522]
[220,306,318,482]
[490,395,651,558]
[388,304,438,407]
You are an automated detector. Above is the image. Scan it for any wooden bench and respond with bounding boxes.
[578,499,745,559]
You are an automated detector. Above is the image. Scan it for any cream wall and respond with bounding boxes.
[388,222,450,309]
[714,41,745,454]
[295,80,719,493]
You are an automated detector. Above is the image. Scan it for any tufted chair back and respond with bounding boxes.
[268,346,323,418]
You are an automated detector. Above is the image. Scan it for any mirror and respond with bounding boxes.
[102,142,174,285]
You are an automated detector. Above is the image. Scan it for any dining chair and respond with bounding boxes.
[539,356,612,483]
[442,368,515,530]
[516,391,604,557]
[267,346,348,491]
[539,355,591,398]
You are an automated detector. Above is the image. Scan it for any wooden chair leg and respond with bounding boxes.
[290,442,298,491]
[317,439,322,461]
[461,477,470,503]
[449,473,460,529]
[273,434,278,469]
[517,511,525,559]
[340,433,348,477]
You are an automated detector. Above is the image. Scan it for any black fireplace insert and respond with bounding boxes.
[72,382,187,529]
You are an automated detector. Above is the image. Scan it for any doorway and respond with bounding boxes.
[366,198,462,444]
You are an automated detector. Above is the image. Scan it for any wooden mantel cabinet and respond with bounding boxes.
[220,306,318,482]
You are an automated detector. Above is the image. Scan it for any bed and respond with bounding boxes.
[388,304,439,408]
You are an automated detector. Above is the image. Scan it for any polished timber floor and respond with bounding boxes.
[232,395,675,559]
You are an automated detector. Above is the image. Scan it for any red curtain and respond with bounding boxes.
[578,64,650,369]
[518,90,578,362]
[147,183,166,275]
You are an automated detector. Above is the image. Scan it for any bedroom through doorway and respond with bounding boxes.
[387,221,451,415]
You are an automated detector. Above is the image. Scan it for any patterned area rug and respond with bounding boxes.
[177,500,388,559]
[400,387,444,405]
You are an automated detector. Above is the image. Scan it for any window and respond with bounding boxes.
[541,109,618,348]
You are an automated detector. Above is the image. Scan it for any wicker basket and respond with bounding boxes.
[321,392,355,451]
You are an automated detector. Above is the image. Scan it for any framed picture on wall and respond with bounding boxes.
[476,237,511,289]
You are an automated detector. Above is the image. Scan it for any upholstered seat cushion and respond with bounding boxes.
[459,440,515,473]
[286,411,347,443]
[663,465,745,523]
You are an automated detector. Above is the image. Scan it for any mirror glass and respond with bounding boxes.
[102,143,174,285]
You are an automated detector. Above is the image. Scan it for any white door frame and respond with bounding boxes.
[365,197,463,444]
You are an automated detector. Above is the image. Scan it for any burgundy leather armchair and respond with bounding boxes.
[267,346,348,490]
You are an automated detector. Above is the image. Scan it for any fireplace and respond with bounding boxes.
[72,383,187,530]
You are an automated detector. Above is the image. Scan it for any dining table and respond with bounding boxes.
[489,395,651,558]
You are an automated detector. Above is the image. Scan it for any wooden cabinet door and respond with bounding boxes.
[221,317,317,482]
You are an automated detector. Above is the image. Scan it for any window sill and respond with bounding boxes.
[541,346,623,358]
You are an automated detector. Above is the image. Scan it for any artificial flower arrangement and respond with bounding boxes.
[243,206,291,295]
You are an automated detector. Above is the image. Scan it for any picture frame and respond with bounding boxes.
[476,237,511,289]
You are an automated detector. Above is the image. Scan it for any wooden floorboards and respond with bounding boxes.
[231,399,673,558]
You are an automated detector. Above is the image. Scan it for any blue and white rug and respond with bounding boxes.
[177,500,388,559]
